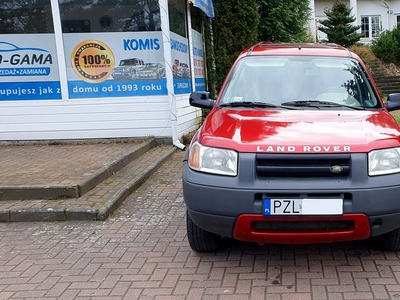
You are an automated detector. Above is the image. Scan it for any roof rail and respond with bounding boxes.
[255,42,343,49]
[246,42,264,56]
[246,42,352,56]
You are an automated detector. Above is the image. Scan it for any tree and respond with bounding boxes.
[318,0,363,47]
[372,27,400,64]
[210,0,259,91]
[257,0,312,42]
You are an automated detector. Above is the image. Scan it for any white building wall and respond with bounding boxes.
[0,96,173,140]
[176,94,202,137]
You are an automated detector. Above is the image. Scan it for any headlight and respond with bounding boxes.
[188,142,238,176]
[368,147,400,176]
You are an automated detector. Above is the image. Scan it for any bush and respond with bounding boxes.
[350,44,376,64]
[372,29,400,64]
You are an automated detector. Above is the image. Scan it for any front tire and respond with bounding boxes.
[186,211,220,252]
[379,228,400,251]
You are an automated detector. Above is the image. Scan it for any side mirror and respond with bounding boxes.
[189,91,215,109]
[385,93,400,111]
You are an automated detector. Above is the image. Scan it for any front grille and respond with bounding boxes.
[253,220,353,231]
[256,153,351,178]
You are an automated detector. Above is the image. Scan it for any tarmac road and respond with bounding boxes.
[0,150,400,300]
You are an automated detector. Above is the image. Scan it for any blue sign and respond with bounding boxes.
[68,79,168,99]
[173,78,192,94]
[0,81,61,100]
[193,0,214,18]
[194,78,205,91]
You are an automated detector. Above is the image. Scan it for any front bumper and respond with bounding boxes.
[137,73,157,79]
[233,214,370,244]
[183,152,400,243]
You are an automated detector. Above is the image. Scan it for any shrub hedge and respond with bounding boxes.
[372,27,400,64]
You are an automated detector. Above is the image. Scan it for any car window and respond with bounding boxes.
[120,59,139,66]
[219,56,381,109]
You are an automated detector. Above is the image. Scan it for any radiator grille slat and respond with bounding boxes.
[256,153,351,178]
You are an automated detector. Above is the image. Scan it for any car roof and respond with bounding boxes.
[238,42,359,60]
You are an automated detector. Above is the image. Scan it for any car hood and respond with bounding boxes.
[196,108,400,153]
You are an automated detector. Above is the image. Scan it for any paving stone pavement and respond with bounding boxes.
[0,150,400,299]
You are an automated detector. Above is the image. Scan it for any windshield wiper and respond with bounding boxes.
[219,101,279,108]
[281,100,366,110]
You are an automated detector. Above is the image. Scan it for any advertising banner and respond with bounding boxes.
[0,35,61,101]
[63,32,167,99]
[191,30,206,92]
[170,32,192,94]
[193,0,214,18]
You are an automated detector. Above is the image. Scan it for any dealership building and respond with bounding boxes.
[0,0,213,148]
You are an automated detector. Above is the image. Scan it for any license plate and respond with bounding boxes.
[263,198,343,216]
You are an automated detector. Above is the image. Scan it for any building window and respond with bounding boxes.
[59,0,161,33]
[169,0,187,37]
[361,16,380,38]
[0,0,54,34]
[191,5,203,33]
[397,15,400,26]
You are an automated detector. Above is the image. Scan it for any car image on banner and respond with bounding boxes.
[111,57,144,81]
[177,62,190,79]
[136,62,165,80]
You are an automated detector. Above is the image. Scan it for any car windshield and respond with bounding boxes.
[144,63,158,68]
[219,56,381,109]
[120,60,136,66]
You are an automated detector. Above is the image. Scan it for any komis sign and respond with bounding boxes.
[123,38,160,51]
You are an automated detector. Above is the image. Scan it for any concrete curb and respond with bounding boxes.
[77,139,156,196]
[0,186,79,202]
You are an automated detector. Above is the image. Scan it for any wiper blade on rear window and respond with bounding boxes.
[219,101,278,108]
[281,100,366,110]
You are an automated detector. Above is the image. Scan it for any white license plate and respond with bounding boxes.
[263,198,343,216]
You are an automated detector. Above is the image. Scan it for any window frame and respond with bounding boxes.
[361,15,381,39]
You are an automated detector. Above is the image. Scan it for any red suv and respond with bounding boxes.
[183,42,400,252]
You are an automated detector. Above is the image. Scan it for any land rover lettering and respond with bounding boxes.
[256,145,352,153]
